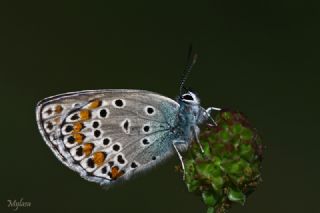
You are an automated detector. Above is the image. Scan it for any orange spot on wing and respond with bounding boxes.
[73,122,83,132]
[80,110,91,121]
[55,105,63,113]
[88,99,102,109]
[72,133,84,143]
[111,166,124,180]
[54,117,60,124]
[83,143,94,156]
[93,152,106,166]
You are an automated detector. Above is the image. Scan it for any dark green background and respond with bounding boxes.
[1,0,319,212]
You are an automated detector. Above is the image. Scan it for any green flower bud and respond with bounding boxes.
[179,109,264,213]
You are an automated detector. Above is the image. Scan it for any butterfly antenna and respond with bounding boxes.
[179,45,198,95]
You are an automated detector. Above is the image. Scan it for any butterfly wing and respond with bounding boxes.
[36,89,179,185]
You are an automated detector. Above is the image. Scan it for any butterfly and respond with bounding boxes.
[36,47,221,186]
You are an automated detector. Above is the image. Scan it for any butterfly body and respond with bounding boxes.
[36,89,213,186]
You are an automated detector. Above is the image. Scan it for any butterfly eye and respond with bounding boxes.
[182,94,194,101]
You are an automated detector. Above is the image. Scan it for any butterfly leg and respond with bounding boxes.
[205,107,221,126]
[172,140,187,180]
[192,126,204,153]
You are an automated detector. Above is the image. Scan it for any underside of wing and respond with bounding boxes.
[36,89,179,185]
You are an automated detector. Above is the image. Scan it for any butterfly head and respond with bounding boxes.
[178,89,204,130]
[180,90,200,105]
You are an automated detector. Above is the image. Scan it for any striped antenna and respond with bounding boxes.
[179,45,198,95]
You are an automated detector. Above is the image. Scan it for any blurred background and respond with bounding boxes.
[0,0,319,212]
